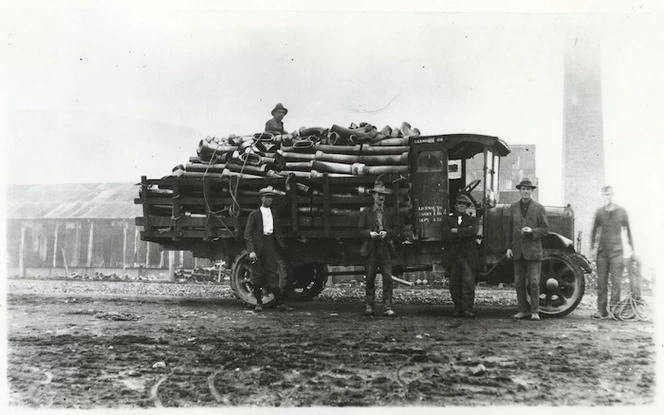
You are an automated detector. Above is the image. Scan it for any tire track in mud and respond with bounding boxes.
[207,355,252,405]
[149,372,171,408]
[7,287,656,407]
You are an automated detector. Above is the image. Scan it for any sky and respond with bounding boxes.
[2,2,664,273]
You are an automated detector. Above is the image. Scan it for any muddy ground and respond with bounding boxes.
[5,279,657,408]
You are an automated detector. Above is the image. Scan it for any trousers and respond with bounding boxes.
[365,241,394,308]
[596,250,625,314]
[514,259,541,313]
[250,234,286,305]
[449,256,475,312]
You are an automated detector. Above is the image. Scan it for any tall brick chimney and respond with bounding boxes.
[562,33,606,254]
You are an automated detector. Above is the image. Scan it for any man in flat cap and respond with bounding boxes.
[359,181,401,317]
[441,193,480,318]
[265,103,288,135]
[590,185,635,319]
[505,178,549,321]
[244,186,293,312]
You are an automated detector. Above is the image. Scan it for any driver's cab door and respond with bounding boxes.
[410,135,502,242]
[410,136,449,241]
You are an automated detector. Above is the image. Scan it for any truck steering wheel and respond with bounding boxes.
[462,178,481,193]
[459,178,481,206]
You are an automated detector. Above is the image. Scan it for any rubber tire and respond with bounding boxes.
[286,263,328,301]
[229,250,276,307]
[536,249,586,317]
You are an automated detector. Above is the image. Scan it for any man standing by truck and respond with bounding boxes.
[505,178,549,321]
[265,103,288,135]
[245,186,293,312]
[590,185,634,319]
[441,194,480,318]
[359,181,400,317]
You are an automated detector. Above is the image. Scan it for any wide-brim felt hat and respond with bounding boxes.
[455,194,473,206]
[271,103,288,116]
[259,186,278,196]
[516,178,537,189]
[367,182,393,195]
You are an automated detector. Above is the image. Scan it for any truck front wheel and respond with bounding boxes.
[229,250,277,307]
[536,249,586,317]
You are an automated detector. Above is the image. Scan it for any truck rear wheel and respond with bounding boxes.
[286,263,328,301]
[229,250,276,307]
[537,249,585,317]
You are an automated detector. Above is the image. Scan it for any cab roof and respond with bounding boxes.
[416,134,511,159]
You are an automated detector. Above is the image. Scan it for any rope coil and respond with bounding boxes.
[609,256,650,321]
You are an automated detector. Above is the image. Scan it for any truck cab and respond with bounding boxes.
[408,134,590,316]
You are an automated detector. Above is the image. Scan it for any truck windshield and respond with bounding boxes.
[464,148,499,206]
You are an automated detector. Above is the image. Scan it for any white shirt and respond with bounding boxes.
[260,206,274,235]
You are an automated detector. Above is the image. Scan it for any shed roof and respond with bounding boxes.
[6,183,141,219]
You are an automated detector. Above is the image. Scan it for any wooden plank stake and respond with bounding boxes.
[87,221,94,267]
[62,248,70,277]
[168,251,175,281]
[134,226,140,267]
[53,222,59,268]
[122,221,128,271]
[145,242,151,267]
[19,224,26,277]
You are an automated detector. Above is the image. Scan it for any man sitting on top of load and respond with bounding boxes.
[265,103,288,135]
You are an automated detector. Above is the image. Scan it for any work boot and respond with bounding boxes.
[363,305,375,316]
[383,308,398,317]
[511,312,529,320]
[461,310,476,319]
[254,304,263,313]
[276,303,294,312]
[530,313,541,321]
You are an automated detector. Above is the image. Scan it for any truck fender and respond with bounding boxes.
[542,232,592,274]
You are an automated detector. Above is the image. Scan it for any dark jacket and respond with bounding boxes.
[265,118,286,135]
[505,199,549,260]
[591,205,633,254]
[244,207,286,255]
[441,212,480,270]
[358,205,400,257]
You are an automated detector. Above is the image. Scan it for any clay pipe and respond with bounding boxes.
[315,144,409,155]
[285,161,315,171]
[185,163,227,173]
[196,140,237,161]
[281,144,317,154]
[226,163,275,176]
[373,137,410,146]
[277,150,316,161]
[361,165,409,175]
[314,151,408,165]
[311,160,358,175]
[220,169,265,180]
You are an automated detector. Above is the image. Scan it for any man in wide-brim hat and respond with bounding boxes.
[244,186,293,312]
[265,103,288,135]
[505,178,549,321]
[358,181,400,317]
[441,193,481,318]
[515,178,537,190]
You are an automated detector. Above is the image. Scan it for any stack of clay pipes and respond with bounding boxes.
[172,121,420,181]
[153,122,420,223]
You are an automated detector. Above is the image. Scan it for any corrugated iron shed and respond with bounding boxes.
[7,183,141,219]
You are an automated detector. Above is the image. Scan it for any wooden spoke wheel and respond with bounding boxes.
[535,249,586,317]
[229,250,276,307]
